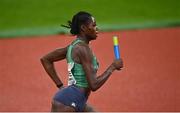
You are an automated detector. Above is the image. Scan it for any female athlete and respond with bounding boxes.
[40,11,123,112]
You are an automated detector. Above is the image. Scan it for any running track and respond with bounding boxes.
[0,27,179,111]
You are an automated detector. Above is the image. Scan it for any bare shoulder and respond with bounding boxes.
[72,42,94,64]
[74,42,92,56]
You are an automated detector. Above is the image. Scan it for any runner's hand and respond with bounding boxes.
[112,58,123,70]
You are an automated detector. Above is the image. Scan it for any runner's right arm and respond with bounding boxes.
[77,44,123,91]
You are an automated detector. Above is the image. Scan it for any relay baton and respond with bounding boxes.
[113,36,120,59]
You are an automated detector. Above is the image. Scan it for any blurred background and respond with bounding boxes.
[0,0,180,112]
[0,0,180,37]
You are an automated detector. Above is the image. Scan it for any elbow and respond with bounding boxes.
[89,84,98,92]
[88,79,99,92]
[40,56,49,65]
[40,56,53,68]
[40,56,45,63]
[91,88,97,92]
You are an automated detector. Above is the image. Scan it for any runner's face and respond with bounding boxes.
[84,17,98,40]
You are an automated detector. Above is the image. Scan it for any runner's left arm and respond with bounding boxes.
[40,46,68,88]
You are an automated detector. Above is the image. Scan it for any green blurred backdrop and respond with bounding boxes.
[0,0,180,38]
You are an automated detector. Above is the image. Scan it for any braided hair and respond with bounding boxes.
[62,11,92,35]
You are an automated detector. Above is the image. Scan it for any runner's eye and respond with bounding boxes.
[93,23,96,27]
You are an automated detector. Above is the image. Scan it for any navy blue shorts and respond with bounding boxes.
[53,85,87,112]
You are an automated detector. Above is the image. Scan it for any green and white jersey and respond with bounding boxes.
[66,39,99,88]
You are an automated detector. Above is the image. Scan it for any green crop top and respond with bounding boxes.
[66,39,99,88]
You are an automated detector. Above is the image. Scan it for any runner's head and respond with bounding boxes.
[62,11,98,39]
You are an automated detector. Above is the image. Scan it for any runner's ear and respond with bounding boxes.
[80,25,87,32]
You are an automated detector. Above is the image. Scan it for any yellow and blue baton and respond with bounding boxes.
[113,36,120,59]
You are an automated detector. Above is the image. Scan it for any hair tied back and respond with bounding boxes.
[61,20,72,29]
